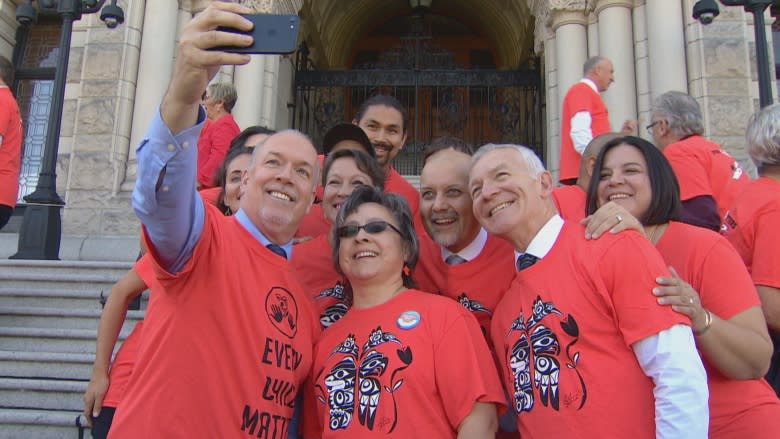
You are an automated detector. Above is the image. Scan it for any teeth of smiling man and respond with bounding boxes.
[355,251,378,259]
[270,191,292,201]
[490,201,512,217]
[433,218,456,225]
[609,193,630,201]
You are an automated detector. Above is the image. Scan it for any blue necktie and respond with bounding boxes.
[266,244,288,260]
[516,253,539,271]
[445,254,467,265]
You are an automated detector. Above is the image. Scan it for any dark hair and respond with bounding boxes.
[354,95,408,133]
[331,186,418,289]
[423,136,474,163]
[227,126,276,152]
[322,149,385,190]
[585,136,682,225]
[0,55,14,86]
[216,146,253,215]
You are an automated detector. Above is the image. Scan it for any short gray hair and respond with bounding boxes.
[472,143,546,177]
[746,103,780,167]
[583,56,607,76]
[207,82,238,113]
[651,91,704,137]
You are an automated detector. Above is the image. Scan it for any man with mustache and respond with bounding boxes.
[353,95,420,220]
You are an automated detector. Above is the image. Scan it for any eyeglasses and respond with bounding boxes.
[336,221,402,238]
[645,120,661,135]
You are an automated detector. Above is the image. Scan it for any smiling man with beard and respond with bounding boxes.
[353,95,421,221]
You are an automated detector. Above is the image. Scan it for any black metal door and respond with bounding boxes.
[292,49,544,175]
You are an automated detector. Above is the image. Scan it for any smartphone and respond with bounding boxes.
[212,14,300,54]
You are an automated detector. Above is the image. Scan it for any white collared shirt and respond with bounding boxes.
[441,227,488,263]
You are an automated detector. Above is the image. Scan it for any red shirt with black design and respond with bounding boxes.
[552,185,587,222]
[723,177,780,289]
[292,234,350,329]
[491,222,687,438]
[560,82,610,182]
[662,135,748,219]
[657,221,780,437]
[109,204,318,438]
[305,290,505,438]
[417,233,515,341]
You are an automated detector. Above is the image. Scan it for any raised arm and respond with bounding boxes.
[131,3,253,271]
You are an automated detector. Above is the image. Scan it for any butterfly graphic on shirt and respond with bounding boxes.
[506,295,586,414]
[318,326,414,433]
[315,282,352,328]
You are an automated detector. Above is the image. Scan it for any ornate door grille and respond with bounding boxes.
[292,42,544,175]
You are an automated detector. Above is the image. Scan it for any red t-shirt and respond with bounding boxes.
[385,167,420,221]
[662,135,749,219]
[197,113,240,188]
[295,204,331,241]
[291,234,349,329]
[417,233,515,341]
[724,177,780,289]
[491,222,687,438]
[559,82,610,182]
[656,221,780,436]
[109,204,318,438]
[198,186,221,208]
[306,290,506,438]
[552,185,587,222]
[101,256,155,408]
[0,87,22,207]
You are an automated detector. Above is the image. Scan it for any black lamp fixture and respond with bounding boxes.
[11,0,125,260]
[692,0,778,108]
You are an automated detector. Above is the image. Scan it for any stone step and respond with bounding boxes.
[0,408,91,439]
[0,326,135,354]
[0,259,133,277]
[0,271,124,292]
[0,351,94,380]
[0,377,87,412]
[0,286,149,310]
[0,306,144,330]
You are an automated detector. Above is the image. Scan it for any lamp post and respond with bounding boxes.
[11,0,124,260]
[693,0,778,108]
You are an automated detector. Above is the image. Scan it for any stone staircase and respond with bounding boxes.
[0,259,141,438]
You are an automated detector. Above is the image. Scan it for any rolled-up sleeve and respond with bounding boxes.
[132,107,206,273]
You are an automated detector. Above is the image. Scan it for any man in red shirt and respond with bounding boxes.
[554,132,621,221]
[469,143,708,438]
[353,95,420,219]
[649,91,748,232]
[560,56,635,185]
[0,55,22,230]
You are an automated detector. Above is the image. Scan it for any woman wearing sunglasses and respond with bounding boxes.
[585,136,780,438]
[292,149,385,329]
[304,186,505,438]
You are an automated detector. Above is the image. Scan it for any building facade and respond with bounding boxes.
[0,0,774,257]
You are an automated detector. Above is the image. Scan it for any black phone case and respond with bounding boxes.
[212,14,300,54]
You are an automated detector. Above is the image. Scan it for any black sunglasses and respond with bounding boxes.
[337,221,403,238]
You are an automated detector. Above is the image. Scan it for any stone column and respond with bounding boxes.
[552,10,589,110]
[587,13,599,57]
[124,0,178,189]
[595,0,637,131]
[645,0,688,99]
